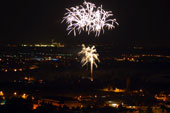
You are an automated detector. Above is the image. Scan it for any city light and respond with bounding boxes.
[18,68,23,71]
[79,44,100,81]
[62,1,118,37]
[22,93,28,99]
[4,69,8,72]
[0,91,4,96]
[14,69,17,72]
[101,88,126,93]
[14,92,17,96]
[111,104,119,108]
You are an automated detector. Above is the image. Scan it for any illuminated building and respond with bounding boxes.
[21,42,64,48]
[155,93,168,101]
[101,87,126,93]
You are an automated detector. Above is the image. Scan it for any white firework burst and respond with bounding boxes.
[79,44,100,81]
[62,1,119,37]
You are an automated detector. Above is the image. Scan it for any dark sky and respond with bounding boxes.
[1,0,169,47]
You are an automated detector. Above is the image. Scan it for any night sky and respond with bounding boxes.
[1,0,169,47]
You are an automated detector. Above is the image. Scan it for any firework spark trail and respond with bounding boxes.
[62,1,119,37]
[79,44,100,81]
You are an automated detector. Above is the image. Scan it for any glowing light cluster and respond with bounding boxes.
[62,1,119,37]
[79,44,100,81]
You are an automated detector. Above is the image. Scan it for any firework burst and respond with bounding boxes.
[79,44,100,81]
[62,1,119,37]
